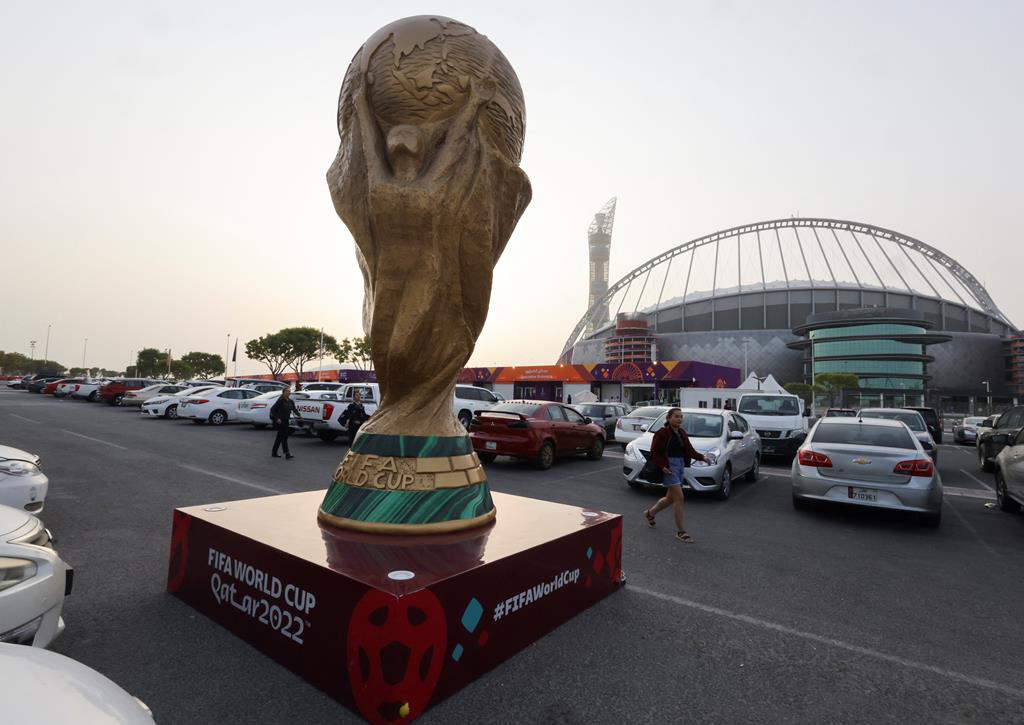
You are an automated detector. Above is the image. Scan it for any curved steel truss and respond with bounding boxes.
[561,217,1012,361]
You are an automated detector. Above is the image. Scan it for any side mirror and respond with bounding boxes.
[584,417,592,424]
[728,431,744,440]
[640,424,649,432]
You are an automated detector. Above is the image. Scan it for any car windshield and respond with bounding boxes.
[812,422,916,449]
[489,403,541,417]
[577,405,610,416]
[826,409,856,417]
[738,396,800,415]
[648,412,725,438]
[859,410,926,432]
[627,406,667,419]
[176,386,213,397]
[907,408,938,424]
[964,417,986,426]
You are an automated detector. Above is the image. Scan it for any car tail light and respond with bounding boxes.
[74,385,80,391]
[323,403,334,420]
[253,403,267,409]
[797,449,832,468]
[894,459,934,477]
[191,399,209,405]
[616,419,623,429]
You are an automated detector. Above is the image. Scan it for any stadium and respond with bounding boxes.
[562,213,1020,406]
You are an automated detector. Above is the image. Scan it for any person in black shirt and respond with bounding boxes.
[270,388,299,459]
[343,390,370,443]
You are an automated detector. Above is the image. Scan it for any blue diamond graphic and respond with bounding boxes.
[452,643,464,662]
[461,598,483,633]
[586,546,593,559]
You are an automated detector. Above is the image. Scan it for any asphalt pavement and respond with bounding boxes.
[2,388,1023,724]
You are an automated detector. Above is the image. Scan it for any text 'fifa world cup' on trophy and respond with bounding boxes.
[318,15,532,534]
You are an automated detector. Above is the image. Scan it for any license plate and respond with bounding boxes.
[848,487,878,502]
[633,425,641,431]
[485,441,497,450]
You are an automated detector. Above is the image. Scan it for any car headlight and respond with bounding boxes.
[695,447,720,466]
[0,460,41,476]
[625,442,639,458]
[0,557,37,592]
[783,429,805,439]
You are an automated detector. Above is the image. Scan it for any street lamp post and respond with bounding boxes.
[981,380,991,415]
[82,338,88,369]
[44,324,51,365]
[741,337,755,380]
[29,340,36,361]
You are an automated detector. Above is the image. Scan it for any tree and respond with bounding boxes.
[68,367,87,376]
[89,367,100,377]
[246,333,294,379]
[277,327,338,380]
[784,382,818,406]
[136,348,165,377]
[351,335,373,370]
[814,373,860,408]
[170,359,195,380]
[179,352,225,378]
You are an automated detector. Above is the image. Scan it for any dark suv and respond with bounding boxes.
[904,407,942,444]
[978,406,1024,473]
[99,378,163,406]
[573,402,630,440]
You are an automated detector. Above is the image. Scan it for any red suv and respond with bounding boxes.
[99,378,162,406]
[469,400,605,470]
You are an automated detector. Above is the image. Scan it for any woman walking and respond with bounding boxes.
[343,390,369,443]
[270,388,299,459]
[643,408,708,543]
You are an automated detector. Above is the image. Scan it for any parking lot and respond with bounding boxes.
[3,387,1024,724]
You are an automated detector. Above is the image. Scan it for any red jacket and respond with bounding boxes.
[650,424,706,469]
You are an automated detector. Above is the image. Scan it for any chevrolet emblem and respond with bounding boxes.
[852,458,871,465]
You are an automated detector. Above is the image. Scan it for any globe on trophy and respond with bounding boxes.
[319,15,532,533]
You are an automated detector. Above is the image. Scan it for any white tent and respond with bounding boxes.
[737,372,786,392]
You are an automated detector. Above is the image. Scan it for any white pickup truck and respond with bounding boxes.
[306,383,500,442]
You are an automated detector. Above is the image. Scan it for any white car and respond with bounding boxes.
[70,379,111,402]
[0,445,48,514]
[140,385,219,420]
[289,390,344,433]
[122,383,188,407]
[53,379,85,398]
[177,387,263,425]
[0,505,71,648]
[454,384,499,428]
[0,643,154,722]
[237,390,285,429]
[614,405,672,447]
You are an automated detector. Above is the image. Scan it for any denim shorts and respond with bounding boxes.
[663,457,686,486]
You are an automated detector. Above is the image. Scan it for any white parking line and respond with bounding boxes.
[944,486,994,501]
[630,584,1024,700]
[177,464,285,494]
[59,429,127,450]
[8,413,41,424]
[944,501,1001,560]
[942,446,974,456]
[959,469,994,492]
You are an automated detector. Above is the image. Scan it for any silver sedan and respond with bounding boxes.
[622,409,761,499]
[792,417,943,527]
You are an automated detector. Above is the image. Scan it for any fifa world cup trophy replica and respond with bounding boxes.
[318,16,532,533]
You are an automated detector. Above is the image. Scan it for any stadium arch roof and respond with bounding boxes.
[561,217,1014,360]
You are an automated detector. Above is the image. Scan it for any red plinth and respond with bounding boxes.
[167,491,623,724]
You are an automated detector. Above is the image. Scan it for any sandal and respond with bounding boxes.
[675,531,695,544]
[644,509,656,528]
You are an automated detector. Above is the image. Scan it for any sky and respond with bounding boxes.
[2,1,1021,374]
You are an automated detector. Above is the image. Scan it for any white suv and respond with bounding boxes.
[454,385,499,428]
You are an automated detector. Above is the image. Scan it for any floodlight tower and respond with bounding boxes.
[586,197,617,334]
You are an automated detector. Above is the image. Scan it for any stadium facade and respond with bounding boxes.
[561,217,1019,406]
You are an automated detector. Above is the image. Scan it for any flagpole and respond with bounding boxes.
[233,338,238,381]
[225,333,230,385]
[317,327,324,382]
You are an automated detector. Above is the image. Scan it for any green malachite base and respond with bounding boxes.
[318,433,496,534]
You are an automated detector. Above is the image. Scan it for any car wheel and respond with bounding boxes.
[587,437,605,461]
[792,494,810,510]
[714,465,732,500]
[534,441,555,470]
[87,391,97,402]
[458,410,473,429]
[478,453,496,463]
[209,410,228,426]
[745,455,760,482]
[920,511,942,528]
[979,446,994,473]
[627,481,644,490]
[996,471,1021,513]
[113,395,124,406]
[254,423,267,430]
[317,430,339,442]
[165,404,178,419]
